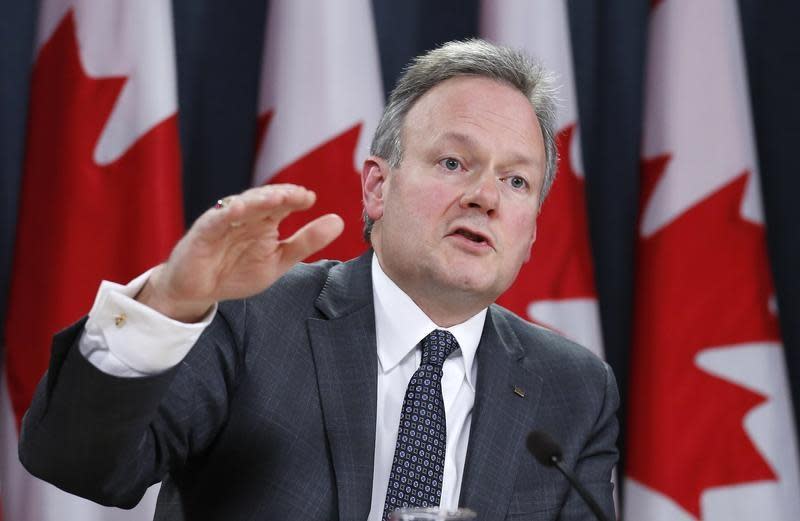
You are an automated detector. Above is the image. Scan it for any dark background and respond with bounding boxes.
[1,0,798,498]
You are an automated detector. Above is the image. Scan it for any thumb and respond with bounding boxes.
[278,213,345,268]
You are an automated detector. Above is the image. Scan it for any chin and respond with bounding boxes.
[439,270,499,299]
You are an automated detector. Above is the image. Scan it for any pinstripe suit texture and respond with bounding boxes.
[19,251,618,520]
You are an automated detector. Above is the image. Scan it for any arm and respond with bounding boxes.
[19,304,246,507]
[18,184,343,507]
[80,269,214,378]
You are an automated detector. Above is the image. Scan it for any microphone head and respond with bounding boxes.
[526,430,563,467]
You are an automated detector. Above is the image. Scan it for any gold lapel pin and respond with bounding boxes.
[513,386,526,398]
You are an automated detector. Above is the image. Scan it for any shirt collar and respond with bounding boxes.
[371,253,486,390]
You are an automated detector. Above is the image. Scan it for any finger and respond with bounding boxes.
[278,214,345,268]
[227,186,318,226]
[192,186,316,243]
[190,197,247,244]
[242,183,309,197]
[239,184,311,207]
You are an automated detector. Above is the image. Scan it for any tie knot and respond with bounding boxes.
[420,329,459,367]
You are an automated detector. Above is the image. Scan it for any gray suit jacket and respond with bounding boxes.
[20,251,618,520]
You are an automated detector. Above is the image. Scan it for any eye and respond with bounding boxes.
[440,157,462,171]
[507,175,529,190]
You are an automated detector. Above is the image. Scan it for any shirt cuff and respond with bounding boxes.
[80,268,217,376]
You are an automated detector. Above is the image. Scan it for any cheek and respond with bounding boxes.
[506,211,539,256]
[510,205,538,231]
[421,185,454,213]
[395,177,453,223]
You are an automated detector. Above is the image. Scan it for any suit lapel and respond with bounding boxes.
[459,308,543,521]
[308,252,377,521]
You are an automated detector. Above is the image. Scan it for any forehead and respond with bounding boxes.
[402,76,544,163]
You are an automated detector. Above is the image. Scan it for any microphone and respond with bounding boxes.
[526,431,612,521]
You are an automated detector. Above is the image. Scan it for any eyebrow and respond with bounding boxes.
[434,131,540,169]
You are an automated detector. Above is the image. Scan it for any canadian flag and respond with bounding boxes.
[1,1,183,519]
[625,1,800,520]
[480,0,604,357]
[253,0,384,261]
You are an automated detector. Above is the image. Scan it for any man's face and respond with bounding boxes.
[363,76,546,320]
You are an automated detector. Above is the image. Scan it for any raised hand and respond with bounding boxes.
[137,184,344,322]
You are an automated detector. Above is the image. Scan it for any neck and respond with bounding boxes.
[376,260,490,327]
[409,291,487,328]
[371,237,493,327]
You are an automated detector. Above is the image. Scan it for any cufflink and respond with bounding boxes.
[114,312,127,327]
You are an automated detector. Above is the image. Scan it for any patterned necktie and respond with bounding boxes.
[382,329,459,521]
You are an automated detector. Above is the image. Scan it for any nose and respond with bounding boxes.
[460,171,499,215]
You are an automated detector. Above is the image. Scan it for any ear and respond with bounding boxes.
[362,156,389,221]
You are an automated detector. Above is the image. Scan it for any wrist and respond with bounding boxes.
[135,265,214,323]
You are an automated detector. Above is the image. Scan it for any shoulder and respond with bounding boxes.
[488,304,614,389]
[217,258,343,320]
[263,259,343,299]
[489,304,600,362]
[216,251,374,330]
[487,305,619,456]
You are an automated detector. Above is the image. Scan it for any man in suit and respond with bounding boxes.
[19,39,618,520]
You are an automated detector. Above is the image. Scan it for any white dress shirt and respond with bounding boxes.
[78,254,487,519]
[370,255,485,519]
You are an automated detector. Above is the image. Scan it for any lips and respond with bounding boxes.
[448,226,494,248]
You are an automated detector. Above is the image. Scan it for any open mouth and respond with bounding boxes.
[451,228,491,246]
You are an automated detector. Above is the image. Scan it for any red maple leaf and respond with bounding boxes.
[626,156,778,516]
[497,124,598,322]
[255,112,368,262]
[4,12,184,428]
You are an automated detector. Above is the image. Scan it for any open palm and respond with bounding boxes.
[139,184,344,322]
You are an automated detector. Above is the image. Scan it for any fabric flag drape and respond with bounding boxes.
[625,1,800,520]
[1,1,184,519]
[253,0,384,262]
[480,0,604,358]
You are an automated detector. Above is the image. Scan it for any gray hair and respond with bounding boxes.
[363,38,559,243]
